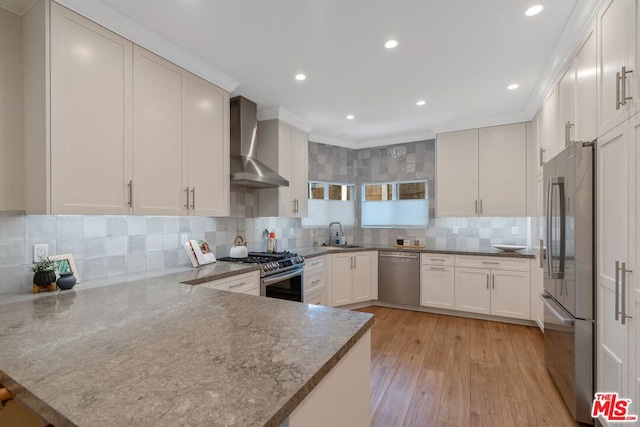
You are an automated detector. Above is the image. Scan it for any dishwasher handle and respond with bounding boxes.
[379,253,419,260]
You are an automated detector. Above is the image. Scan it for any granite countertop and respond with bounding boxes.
[0,276,373,426]
[297,244,536,259]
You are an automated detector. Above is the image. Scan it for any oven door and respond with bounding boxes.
[261,268,304,302]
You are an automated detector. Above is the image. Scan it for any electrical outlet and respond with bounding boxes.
[512,226,518,235]
[453,226,459,235]
[180,234,189,245]
[33,244,48,262]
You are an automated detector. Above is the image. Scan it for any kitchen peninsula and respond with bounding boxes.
[0,274,373,426]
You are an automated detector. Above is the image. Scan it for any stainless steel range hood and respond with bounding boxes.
[230,96,289,188]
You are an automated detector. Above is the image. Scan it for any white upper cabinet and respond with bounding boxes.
[24,2,230,216]
[575,23,597,143]
[257,120,309,218]
[0,8,24,212]
[596,0,636,137]
[133,46,188,216]
[436,129,479,217]
[557,63,576,151]
[543,85,559,160]
[478,123,527,217]
[437,123,527,217]
[186,74,230,217]
[49,2,133,214]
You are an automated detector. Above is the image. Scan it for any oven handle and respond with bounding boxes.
[262,268,303,286]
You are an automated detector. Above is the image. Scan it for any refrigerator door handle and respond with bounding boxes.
[547,177,565,279]
[540,293,575,325]
[539,239,544,269]
[546,178,553,276]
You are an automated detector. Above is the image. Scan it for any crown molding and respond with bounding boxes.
[53,0,240,92]
[308,134,360,149]
[0,0,39,15]
[257,106,314,133]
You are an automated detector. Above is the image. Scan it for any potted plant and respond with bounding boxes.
[31,258,58,287]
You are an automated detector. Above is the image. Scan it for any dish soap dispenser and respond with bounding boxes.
[334,232,340,246]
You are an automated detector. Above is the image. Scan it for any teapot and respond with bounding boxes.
[230,235,248,258]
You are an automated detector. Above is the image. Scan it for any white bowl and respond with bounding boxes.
[492,245,527,252]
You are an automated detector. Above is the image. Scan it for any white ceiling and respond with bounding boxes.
[2,0,601,147]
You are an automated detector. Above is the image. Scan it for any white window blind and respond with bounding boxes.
[361,199,429,227]
[301,199,356,227]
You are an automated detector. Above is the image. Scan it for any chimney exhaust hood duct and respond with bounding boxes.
[230,96,289,188]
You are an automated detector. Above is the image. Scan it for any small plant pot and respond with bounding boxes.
[56,272,76,290]
[33,271,56,287]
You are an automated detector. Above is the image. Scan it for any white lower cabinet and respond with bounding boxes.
[454,256,531,320]
[420,253,455,309]
[455,268,492,314]
[330,251,376,307]
[198,271,260,295]
[304,256,327,305]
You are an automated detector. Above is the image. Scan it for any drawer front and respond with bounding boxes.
[305,270,326,294]
[200,272,260,294]
[305,289,327,306]
[454,255,530,272]
[421,253,455,266]
[305,256,325,274]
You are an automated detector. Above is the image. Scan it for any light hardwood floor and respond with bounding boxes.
[356,306,583,427]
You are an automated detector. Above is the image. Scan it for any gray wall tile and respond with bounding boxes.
[107,255,127,276]
[107,236,128,256]
[84,257,106,280]
[127,216,146,235]
[85,237,107,259]
[57,239,84,260]
[57,216,83,239]
[0,216,25,241]
[84,216,106,238]
[107,216,128,236]
[128,235,146,253]
[27,216,56,240]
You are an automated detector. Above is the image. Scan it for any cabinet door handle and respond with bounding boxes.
[475,199,478,214]
[185,187,190,209]
[482,261,500,265]
[565,121,574,147]
[350,256,353,269]
[127,180,133,207]
[621,262,633,325]
[229,282,247,289]
[616,70,622,110]
[480,199,483,214]
[486,274,489,289]
[492,274,495,289]
[429,266,446,271]
[312,279,322,284]
[539,147,546,167]
[430,258,446,262]
[621,66,633,107]
[310,261,321,267]
[191,187,196,210]
[615,261,620,321]
[354,256,357,269]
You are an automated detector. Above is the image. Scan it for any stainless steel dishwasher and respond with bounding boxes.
[378,251,420,306]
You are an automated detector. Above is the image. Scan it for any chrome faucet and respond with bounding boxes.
[328,222,344,246]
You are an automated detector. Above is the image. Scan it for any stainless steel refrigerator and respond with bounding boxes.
[541,141,595,425]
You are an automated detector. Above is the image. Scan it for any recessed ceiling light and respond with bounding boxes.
[525,5,543,16]
[346,115,355,120]
[507,83,520,90]
[384,40,398,49]
[295,73,306,81]
[416,100,426,106]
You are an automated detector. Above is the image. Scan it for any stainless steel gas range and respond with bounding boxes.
[218,251,306,302]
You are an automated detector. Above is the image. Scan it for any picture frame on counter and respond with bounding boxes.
[48,254,80,284]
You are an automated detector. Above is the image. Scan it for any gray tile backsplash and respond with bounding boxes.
[1,139,530,295]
